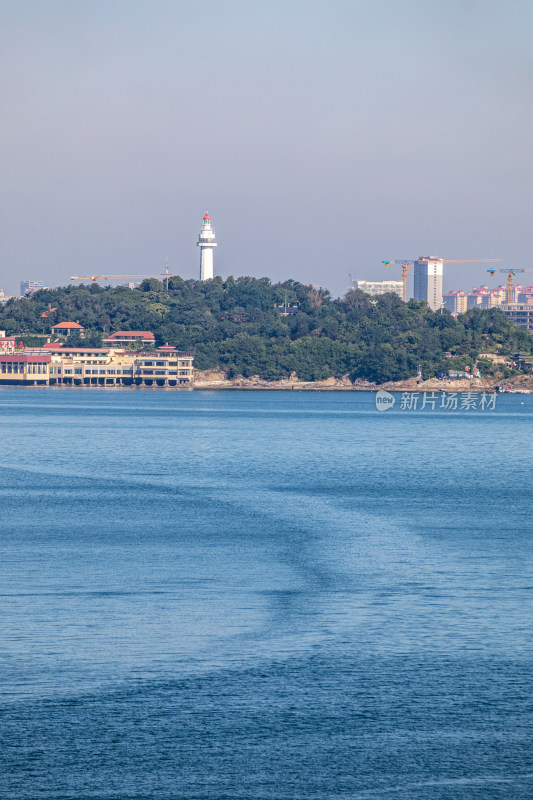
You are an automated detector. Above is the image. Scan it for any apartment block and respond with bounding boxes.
[443,291,467,314]
[501,304,533,331]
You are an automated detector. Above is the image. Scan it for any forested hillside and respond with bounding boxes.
[1,276,532,382]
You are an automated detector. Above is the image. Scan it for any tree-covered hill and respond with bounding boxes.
[1,276,532,382]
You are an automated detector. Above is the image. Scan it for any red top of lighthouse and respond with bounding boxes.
[203,212,210,220]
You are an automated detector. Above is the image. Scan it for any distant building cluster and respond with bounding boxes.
[443,283,533,312]
[354,257,533,331]
[442,283,533,330]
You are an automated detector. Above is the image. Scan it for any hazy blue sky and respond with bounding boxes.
[1,0,532,297]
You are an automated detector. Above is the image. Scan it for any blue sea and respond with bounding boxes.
[1,388,532,800]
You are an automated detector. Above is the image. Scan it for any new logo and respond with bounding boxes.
[375,390,396,412]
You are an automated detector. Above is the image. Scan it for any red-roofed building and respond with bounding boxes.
[51,321,84,337]
[103,331,155,346]
[0,353,52,384]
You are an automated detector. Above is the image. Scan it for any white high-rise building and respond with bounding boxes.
[413,257,443,311]
[354,279,403,298]
[197,212,217,281]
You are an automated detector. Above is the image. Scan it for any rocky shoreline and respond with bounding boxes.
[193,369,533,393]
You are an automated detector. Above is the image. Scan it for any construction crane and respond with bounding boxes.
[71,262,171,288]
[382,258,503,303]
[487,268,533,304]
[381,260,411,302]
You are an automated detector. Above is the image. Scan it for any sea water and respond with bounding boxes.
[0,388,532,799]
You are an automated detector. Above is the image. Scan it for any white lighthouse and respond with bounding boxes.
[197,211,217,281]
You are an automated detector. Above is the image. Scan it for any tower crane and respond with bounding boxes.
[382,258,503,303]
[486,268,533,304]
[381,260,411,302]
[71,263,171,289]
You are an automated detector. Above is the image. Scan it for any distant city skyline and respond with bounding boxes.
[2,0,533,298]
[10,256,533,300]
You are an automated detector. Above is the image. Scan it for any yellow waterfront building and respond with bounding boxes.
[0,346,194,387]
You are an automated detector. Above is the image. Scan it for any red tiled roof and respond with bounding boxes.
[0,354,51,363]
[51,321,84,330]
[106,331,155,339]
[53,347,116,353]
[44,342,63,349]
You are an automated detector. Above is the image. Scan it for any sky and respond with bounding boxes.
[1,0,533,298]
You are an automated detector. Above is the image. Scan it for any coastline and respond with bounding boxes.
[192,369,533,393]
[1,370,531,393]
